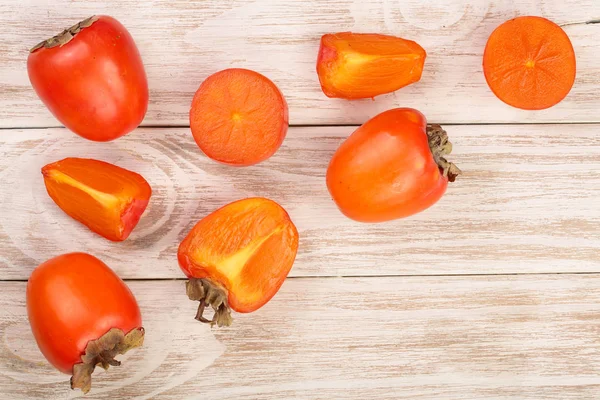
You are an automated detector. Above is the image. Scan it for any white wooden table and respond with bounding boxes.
[1,1,600,399]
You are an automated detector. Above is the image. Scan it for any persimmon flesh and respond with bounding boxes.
[42,158,151,241]
[317,32,426,99]
[178,197,299,326]
[189,69,289,166]
[483,16,576,110]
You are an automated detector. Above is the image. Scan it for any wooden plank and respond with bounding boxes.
[1,0,599,127]
[0,125,599,280]
[1,275,600,398]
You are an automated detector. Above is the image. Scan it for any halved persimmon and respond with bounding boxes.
[189,68,289,166]
[42,158,151,241]
[178,197,299,326]
[483,16,576,110]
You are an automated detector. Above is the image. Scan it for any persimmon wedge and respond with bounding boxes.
[483,16,576,110]
[42,158,151,241]
[317,32,426,99]
[178,198,299,326]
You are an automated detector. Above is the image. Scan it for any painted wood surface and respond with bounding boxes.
[2,1,600,399]
[1,125,599,280]
[1,0,600,127]
[1,275,600,399]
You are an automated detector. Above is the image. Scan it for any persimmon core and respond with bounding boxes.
[198,224,285,282]
[45,169,119,207]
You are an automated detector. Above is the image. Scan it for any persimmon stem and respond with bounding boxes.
[426,124,461,182]
[195,299,214,324]
[30,16,99,53]
[70,327,144,394]
[186,278,233,327]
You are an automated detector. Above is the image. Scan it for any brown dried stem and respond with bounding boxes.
[426,124,461,182]
[186,278,233,327]
[70,327,145,394]
[30,16,98,53]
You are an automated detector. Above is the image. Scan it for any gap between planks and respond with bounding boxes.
[3,121,600,130]
[3,271,600,283]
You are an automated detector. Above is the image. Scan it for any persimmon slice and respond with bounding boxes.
[189,68,289,166]
[317,32,426,99]
[483,16,576,110]
[42,158,151,241]
[178,198,299,326]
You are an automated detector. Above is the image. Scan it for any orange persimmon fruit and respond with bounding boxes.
[189,68,289,166]
[27,252,144,393]
[42,158,151,241]
[28,16,148,142]
[327,108,460,222]
[178,197,299,326]
[483,16,576,110]
[316,32,426,99]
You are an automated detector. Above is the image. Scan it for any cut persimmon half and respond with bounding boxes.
[42,158,151,241]
[483,16,576,110]
[189,68,289,166]
[178,197,299,326]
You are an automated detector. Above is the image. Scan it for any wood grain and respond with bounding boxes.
[1,125,598,280]
[1,275,600,399]
[1,0,600,127]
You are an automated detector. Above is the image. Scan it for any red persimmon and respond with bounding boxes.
[27,253,144,393]
[27,16,148,141]
[327,108,461,222]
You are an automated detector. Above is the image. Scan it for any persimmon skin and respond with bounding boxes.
[189,69,289,166]
[483,16,576,110]
[42,158,152,241]
[178,198,299,313]
[327,108,449,222]
[27,16,148,141]
[27,253,142,374]
[317,32,426,99]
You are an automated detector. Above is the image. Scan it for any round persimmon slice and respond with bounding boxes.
[189,68,289,166]
[483,16,576,110]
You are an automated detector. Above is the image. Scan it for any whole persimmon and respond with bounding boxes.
[27,16,148,141]
[327,108,460,222]
[27,253,144,394]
